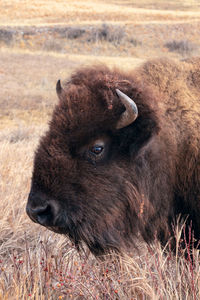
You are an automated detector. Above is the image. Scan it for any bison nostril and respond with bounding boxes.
[30,205,51,216]
[30,205,49,215]
[28,204,54,226]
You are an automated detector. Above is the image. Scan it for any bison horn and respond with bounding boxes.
[115,89,138,129]
[56,79,65,101]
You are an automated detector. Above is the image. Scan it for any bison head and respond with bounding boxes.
[26,65,171,255]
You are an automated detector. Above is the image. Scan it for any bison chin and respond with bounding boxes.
[52,221,126,256]
[44,223,123,256]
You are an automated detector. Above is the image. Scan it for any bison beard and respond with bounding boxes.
[26,57,200,256]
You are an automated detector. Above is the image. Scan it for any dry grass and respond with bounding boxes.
[1,0,200,26]
[1,0,200,299]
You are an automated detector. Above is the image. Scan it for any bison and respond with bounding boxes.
[26,57,200,255]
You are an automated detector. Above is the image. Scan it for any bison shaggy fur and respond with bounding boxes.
[26,57,200,255]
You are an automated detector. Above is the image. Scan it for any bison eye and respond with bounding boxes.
[79,136,110,164]
[90,145,104,155]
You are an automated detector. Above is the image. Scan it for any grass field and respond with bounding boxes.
[0,0,200,299]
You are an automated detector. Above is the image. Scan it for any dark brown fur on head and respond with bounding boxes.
[27,59,200,255]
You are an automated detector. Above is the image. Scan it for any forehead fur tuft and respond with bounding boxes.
[48,64,159,146]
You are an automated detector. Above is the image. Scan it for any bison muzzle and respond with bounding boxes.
[26,58,200,255]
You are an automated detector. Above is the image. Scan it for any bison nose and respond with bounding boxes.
[27,204,53,226]
[26,200,58,227]
[26,190,60,227]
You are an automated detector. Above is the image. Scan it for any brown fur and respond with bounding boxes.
[27,58,200,255]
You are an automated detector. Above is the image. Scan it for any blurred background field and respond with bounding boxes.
[0,0,200,299]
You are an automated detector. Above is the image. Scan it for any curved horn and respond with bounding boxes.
[115,89,138,129]
[56,79,65,101]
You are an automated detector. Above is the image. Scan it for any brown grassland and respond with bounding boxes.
[0,0,200,299]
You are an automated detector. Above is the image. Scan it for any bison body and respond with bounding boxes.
[26,58,200,255]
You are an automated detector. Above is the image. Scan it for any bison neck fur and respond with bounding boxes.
[27,57,200,256]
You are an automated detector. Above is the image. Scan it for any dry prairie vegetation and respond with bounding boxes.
[1,0,200,26]
[0,0,200,299]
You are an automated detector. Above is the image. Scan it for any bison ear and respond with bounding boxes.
[56,80,66,101]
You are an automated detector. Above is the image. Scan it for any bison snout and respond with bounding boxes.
[26,204,53,226]
[26,191,60,227]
